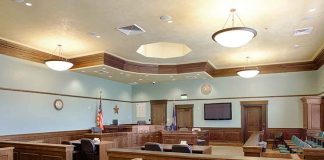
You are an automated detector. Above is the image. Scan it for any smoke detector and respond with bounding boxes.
[117,24,145,36]
[293,27,313,36]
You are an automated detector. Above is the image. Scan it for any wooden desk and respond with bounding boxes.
[161,131,209,145]
[0,147,14,160]
[70,140,116,160]
[141,144,212,154]
[243,132,262,157]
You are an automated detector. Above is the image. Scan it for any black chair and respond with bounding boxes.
[172,144,192,153]
[61,141,80,160]
[91,127,102,133]
[273,132,283,149]
[144,142,163,152]
[80,139,99,160]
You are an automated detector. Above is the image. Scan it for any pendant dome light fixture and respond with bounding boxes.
[212,9,257,48]
[237,56,260,78]
[45,45,73,71]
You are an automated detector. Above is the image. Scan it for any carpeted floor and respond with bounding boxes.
[211,146,244,156]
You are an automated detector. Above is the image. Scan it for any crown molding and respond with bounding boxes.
[0,38,323,77]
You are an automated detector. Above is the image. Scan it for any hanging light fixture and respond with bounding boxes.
[237,56,259,78]
[212,9,257,48]
[45,45,73,71]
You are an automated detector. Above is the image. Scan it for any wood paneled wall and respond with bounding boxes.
[200,128,242,143]
[0,130,90,144]
[0,147,14,160]
[199,127,305,145]
[267,128,306,140]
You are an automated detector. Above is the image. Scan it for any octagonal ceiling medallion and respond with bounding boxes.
[136,42,191,58]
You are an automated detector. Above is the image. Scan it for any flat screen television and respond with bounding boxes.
[204,103,232,120]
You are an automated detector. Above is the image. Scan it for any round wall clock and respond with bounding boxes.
[53,99,64,110]
[201,83,212,95]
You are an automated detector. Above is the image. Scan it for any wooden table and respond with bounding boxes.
[141,144,212,154]
[70,140,116,160]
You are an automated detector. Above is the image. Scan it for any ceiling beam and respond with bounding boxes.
[0,38,323,78]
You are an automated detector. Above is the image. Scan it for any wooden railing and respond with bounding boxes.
[107,148,293,160]
[243,132,262,157]
[0,141,73,160]
[0,147,14,160]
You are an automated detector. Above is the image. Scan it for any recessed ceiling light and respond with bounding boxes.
[25,2,32,6]
[169,75,173,78]
[139,79,143,81]
[308,8,316,12]
[172,79,176,81]
[102,67,106,70]
[160,15,173,23]
[108,75,112,78]
[126,74,130,76]
[95,35,101,38]
[120,72,124,75]
[81,70,86,73]
[145,74,149,77]
[293,44,301,48]
[196,73,200,76]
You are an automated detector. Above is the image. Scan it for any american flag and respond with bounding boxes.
[170,103,177,131]
[96,93,104,130]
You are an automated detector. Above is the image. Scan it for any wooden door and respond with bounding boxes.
[241,101,268,142]
[176,105,193,129]
[150,100,167,125]
[244,106,262,141]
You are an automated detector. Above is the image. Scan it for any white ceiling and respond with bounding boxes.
[72,65,212,84]
[0,0,324,69]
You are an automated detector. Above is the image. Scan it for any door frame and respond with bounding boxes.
[240,100,268,143]
[175,104,194,129]
[150,100,167,125]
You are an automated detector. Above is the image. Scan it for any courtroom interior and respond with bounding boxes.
[0,0,324,160]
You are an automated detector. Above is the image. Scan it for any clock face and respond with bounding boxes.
[54,99,63,110]
[201,83,212,95]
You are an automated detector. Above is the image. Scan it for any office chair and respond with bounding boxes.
[172,144,192,153]
[61,141,80,160]
[80,139,99,160]
[144,142,163,152]
[273,132,283,149]
[91,127,102,133]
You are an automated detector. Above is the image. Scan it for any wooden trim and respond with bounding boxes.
[1,38,323,77]
[241,101,268,143]
[0,39,61,63]
[314,48,324,69]
[150,100,168,105]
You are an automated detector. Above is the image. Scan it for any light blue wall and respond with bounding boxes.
[317,66,324,95]
[0,55,133,135]
[132,71,318,128]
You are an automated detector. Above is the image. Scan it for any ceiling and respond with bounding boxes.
[0,0,323,70]
[72,65,212,85]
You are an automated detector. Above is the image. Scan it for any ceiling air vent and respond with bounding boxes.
[293,27,313,36]
[117,24,145,36]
